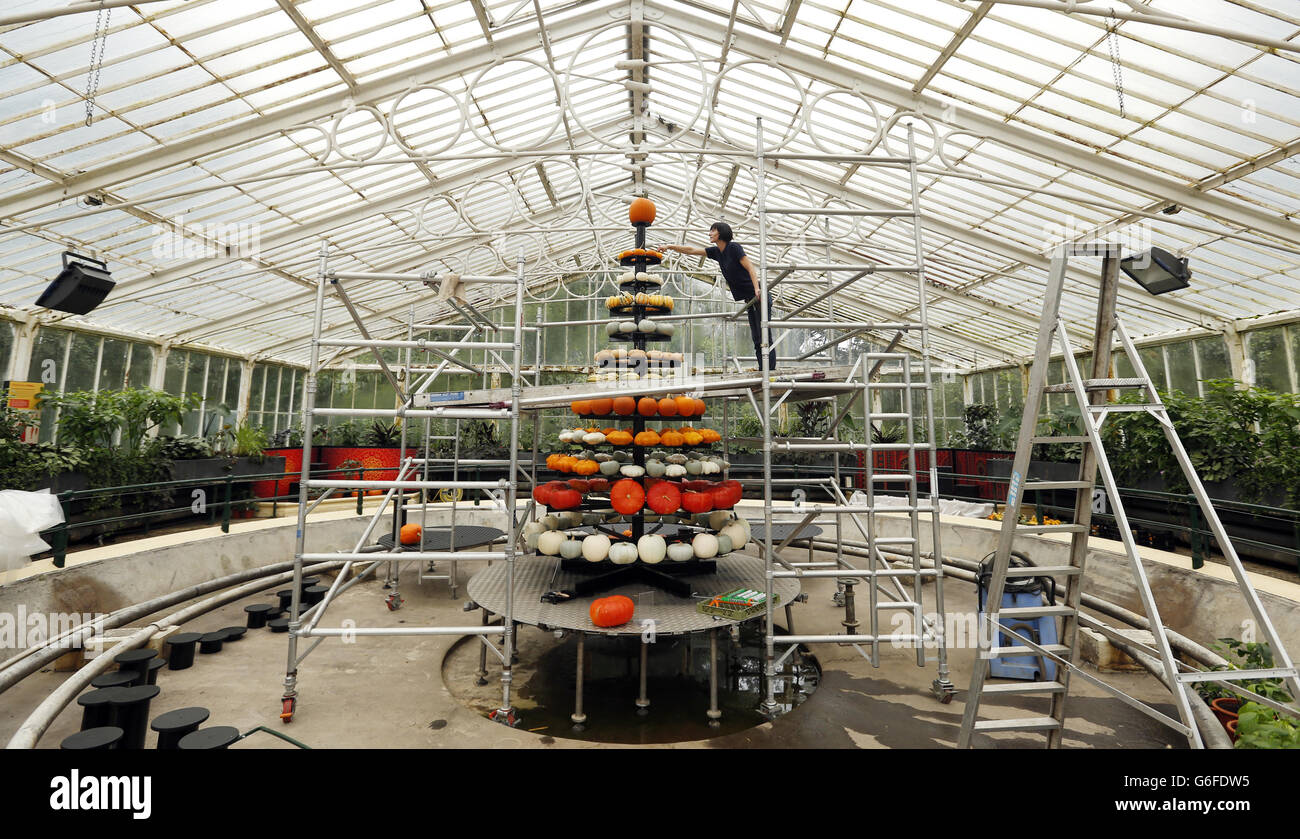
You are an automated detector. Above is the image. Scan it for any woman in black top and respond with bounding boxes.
[660,222,776,372]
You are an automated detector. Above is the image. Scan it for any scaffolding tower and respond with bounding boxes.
[279,248,529,725]
[747,120,957,709]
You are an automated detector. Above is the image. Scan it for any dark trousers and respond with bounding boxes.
[743,292,777,371]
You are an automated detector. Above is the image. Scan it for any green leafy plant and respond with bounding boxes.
[462,420,502,456]
[328,420,365,447]
[871,422,906,444]
[43,388,201,455]
[362,420,403,447]
[1196,638,1295,704]
[1234,702,1300,749]
[268,425,305,449]
[231,422,268,459]
[951,404,999,449]
[146,435,213,460]
[1034,404,1084,462]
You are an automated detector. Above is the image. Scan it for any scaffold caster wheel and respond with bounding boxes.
[488,708,518,728]
[932,679,956,704]
[385,593,403,611]
[280,696,296,723]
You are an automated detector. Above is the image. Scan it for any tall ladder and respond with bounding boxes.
[751,118,957,713]
[958,246,1300,748]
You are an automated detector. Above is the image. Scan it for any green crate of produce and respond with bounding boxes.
[697,587,780,621]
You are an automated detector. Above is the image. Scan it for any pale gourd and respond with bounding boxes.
[666,453,688,465]
[692,533,719,559]
[619,464,645,478]
[721,521,748,549]
[583,432,606,445]
[658,322,676,337]
[645,459,666,478]
[637,534,667,564]
[619,271,635,283]
[537,531,566,556]
[558,539,584,560]
[540,515,560,531]
[608,542,638,565]
[606,321,621,336]
[665,464,687,478]
[594,452,613,462]
[666,542,694,562]
[709,510,734,530]
[685,460,702,475]
[638,319,656,333]
[599,460,621,476]
[635,271,651,282]
[523,521,545,541]
[582,534,611,563]
[619,320,638,333]
[560,511,584,528]
[612,450,631,462]
[715,533,733,555]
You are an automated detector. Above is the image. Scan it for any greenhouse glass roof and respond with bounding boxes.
[0,0,1296,369]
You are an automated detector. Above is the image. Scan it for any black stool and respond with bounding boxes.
[178,725,240,750]
[245,603,276,628]
[151,706,210,750]
[219,626,247,642]
[165,632,203,670]
[275,589,294,612]
[62,727,124,750]
[109,685,161,750]
[144,658,166,686]
[303,585,328,606]
[77,687,123,731]
[267,618,290,633]
[90,669,139,690]
[198,632,225,654]
[300,576,320,589]
[113,648,158,681]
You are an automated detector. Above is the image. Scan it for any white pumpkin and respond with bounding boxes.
[709,510,734,530]
[692,533,719,559]
[721,521,748,549]
[666,542,694,562]
[583,432,606,446]
[645,460,666,478]
[666,453,688,465]
[582,534,611,563]
[635,271,651,282]
[540,515,560,531]
[637,534,667,564]
[619,271,635,283]
[605,321,621,336]
[685,460,702,475]
[609,542,638,565]
[715,533,733,555]
[558,538,584,560]
[537,531,566,556]
[638,319,656,333]
[619,321,638,333]
[619,464,645,478]
[560,511,584,528]
[599,460,621,476]
[594,452,613,463]
[658,322,676,337]
[665,464,687,478]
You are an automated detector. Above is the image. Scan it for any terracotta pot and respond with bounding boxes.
[1210,697,1241,727]
[1225,718,1238,742]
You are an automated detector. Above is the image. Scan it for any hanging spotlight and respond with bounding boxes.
[35,251,115,315]
[1119,246,1191,295]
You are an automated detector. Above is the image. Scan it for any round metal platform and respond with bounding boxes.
[467,554,800,637]
[376,525,505,552]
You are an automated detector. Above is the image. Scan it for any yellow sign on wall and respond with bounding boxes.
[4,381,43,410]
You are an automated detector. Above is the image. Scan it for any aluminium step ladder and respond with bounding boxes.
[958,246,1300,748]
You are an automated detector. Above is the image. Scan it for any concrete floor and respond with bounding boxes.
[1,541,1189,750]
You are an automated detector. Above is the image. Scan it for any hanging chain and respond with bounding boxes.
[1106,9,1127,120]
[83,0,112,127]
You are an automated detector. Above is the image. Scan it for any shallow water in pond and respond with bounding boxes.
[504,622,820,744]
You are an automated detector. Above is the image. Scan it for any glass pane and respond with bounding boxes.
[28,327,69,385]
[97,338,129,391]
[354,371,378,412]
[1137,346,1167,392]
[185,353,207,436]
[0,322,14,380]
[276,367,293,414]
[64,333,100,392]
[205,357,229,431]
[1194,336,1231,386]
[1247,327,1290,392]
[248,365,266,416]
[1165,341,1198,395]
[127,342,153,389]
[1114,350,1135,379]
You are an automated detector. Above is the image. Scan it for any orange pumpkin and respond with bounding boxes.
[700,428,722,444]
[400,523,422,545]
[692,398,707,416]
[546,453,561,470]
[674,395,695,417]
[629,197,657,226]
[571,400,592,415]
[637,397,659,417]
[610,479,645,515]
[573,459,599,476]
[589,397,613,416]
[556,455,577,473]
[657,396,678,417]
[660,430,685,447]
[634,430,661,447]
[683,430,704,446]
[590,595,635,627]
[613,396,636,416]
[606,430,634,446]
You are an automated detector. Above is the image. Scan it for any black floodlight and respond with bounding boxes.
[35,252,115,315]
[1119,246,1191,295]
